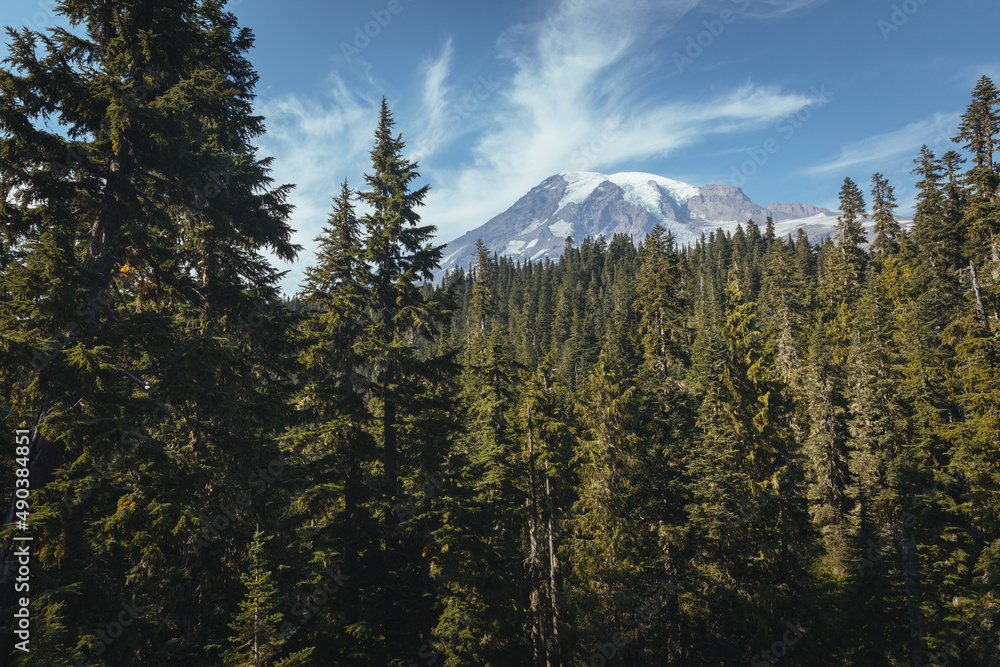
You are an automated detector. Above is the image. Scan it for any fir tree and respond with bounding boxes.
[634,224,688,382]
[804,321,851,573]
[222,529,314,667]
[682,279,810,663]
[434,238,530,665]
[911,145,961,335]
[870,172,902,263]
[354,98,450,660]
[843,269,912,663]
[290,179,380,661]
[822,176,868,308]
[522,359,573,667]
[0,2,300,660]
[953,75,1000,265]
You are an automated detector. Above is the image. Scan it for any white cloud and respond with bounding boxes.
[254,73,378,292]
[419,0,824,242]
[412,38,454,159]
[739,0,828,18]
[256,0,827,292]
[806,111,961,176]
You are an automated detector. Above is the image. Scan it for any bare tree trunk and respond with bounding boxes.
[971,261,991,332]
[383,366,402,661]
[900,534,927,667]
[526,405,546,667]
[545,472,562,667]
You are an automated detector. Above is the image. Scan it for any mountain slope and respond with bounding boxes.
[439,172,897,274]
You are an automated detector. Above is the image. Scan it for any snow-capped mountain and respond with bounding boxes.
[439,171,900,275]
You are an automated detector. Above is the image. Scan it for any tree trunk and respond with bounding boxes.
[383,368,402,660]
[526,404,546,667]
[545,473,562,667]
[900,533,927,667]
[970,261,991,332]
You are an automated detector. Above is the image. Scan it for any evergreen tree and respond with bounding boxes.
[522,359,573,667]
[953,75,1000,266]
[354,98,451,661]
[823,176,868,307]
[682,279,810,664]
[760,236,808,395]
[870,172,902,263]
[290,179,381,662]
[434,239,530,665]
[804,322,851,573]
[843,269,912,663]
[634,224,688,382]
[0,2,301,661]
[566,358,646,664]
[221,529,314,667]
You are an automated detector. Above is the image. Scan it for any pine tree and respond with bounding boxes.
[822,176,868,308]
[221,529,314,667]
[953,75,1000,266]
[353,98,450,660]
[870,172,902,263]
[0,2,301,661]
[804,321,851,573]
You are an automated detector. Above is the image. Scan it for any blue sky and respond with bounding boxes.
[3,0,999,293]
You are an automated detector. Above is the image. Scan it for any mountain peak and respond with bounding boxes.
[438,172,843,274]
[556,171,702,210]
[766,201,834,218]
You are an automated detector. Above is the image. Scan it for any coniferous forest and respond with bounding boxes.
[1,2,999,666]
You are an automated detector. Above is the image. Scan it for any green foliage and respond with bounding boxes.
[821,176,868,309]
[221,529,314,667]
[3,16,1000,664]
[870,172,903,262]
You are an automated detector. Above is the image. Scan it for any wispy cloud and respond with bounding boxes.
[954,62,1000,89]
[806,111,961,176]
[255,0,827,292]
[740,0,829,18]
[419,0,824,242]
[412,38,454,159]
[254,73,378,289]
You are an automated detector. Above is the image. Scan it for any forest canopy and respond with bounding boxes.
[0,2,999,666]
